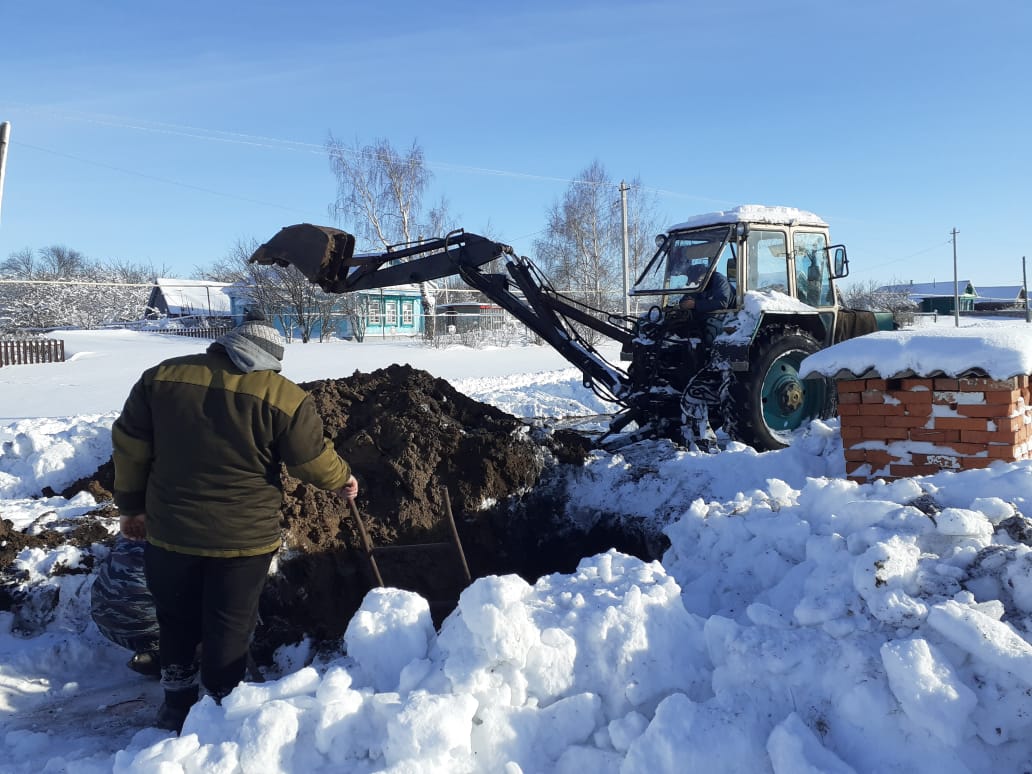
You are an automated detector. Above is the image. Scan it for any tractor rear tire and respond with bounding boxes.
[728,327,835,451]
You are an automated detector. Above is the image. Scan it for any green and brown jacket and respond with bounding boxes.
[112,349,350,557]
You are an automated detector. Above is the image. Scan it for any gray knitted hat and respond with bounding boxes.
[234,318,285,361]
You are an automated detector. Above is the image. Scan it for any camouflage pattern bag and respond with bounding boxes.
[90,537,159,655]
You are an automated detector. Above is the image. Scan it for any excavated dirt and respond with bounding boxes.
[1,365,645,664]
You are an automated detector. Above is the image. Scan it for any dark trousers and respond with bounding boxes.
[144,543,274,702]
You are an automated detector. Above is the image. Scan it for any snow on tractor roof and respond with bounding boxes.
[667,204,827,232]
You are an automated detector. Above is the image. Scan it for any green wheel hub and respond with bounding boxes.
[759,349,827,432]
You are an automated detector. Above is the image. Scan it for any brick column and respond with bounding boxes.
[838,375,1032,482]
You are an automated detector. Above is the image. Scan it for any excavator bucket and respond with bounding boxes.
[251,225,514,294]
[249,224,357,292]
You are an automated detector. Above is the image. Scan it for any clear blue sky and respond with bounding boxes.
[1,0,1029,289]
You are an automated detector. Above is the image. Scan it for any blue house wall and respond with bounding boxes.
[229,290,424,340]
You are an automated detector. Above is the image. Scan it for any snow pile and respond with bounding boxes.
[801,324,1032,380]
[95,458,1032,773]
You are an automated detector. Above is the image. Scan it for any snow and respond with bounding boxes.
[2,321,1032,772]
[800,322,1032,380]
[666,204,828,232]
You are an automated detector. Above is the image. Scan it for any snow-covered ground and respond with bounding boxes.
[2,322,1032,773]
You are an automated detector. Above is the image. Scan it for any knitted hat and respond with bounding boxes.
[234,317,285,361]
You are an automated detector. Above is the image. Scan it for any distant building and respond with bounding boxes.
[974,285,1026,311]
[876,280,977,314]
[145,278,237,321]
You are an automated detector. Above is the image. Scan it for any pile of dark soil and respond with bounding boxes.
[1,365,647,663]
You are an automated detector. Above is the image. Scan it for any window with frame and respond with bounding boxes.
[367,300,381,326]
[401,300,414,326]
[385,300,398,326]
[792,231,833,307]
[746,230,789,293]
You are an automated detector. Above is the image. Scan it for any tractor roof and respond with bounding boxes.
[667,205,827,232]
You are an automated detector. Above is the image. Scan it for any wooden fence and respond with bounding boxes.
[153,326,232,340]
[0,339,66,367]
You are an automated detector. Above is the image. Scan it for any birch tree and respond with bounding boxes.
[534,161,660,328]
[326,136,449,339]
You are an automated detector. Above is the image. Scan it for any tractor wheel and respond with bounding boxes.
[728,328,835,451]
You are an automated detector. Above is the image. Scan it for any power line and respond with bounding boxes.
[16,141,313,214]
[7,104,731,202]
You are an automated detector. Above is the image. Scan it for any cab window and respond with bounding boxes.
[793,232,833,306]
[747,230,789,293]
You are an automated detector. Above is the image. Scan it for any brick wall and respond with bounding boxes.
[838,375,1032,482]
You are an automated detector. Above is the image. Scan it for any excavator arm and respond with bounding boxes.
[250,224,633,402]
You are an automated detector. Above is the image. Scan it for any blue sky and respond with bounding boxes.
[1,0,1029,289]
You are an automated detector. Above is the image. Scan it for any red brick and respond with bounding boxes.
[864,403,905,416]
[989,428,1023,444]
[837,379,866,393]
[840,425,862,441]
[898,391,933,404]
[844,449,867,462]
[936,417,989,432]
[863,426,909,441]
[960,457,993,470]
[986,389,1021,405]
[909,429,948,443]
[837,403,860,416]
[959,377,1019,391]
[845,460,866,474]
[847,475,871,484]
[856,413,886,427]
[987,444,1023,460]
[861,390,885,404]
[886,415,932,429]
[890,464,941,477]
[959,430,994,445]
[942,442,992,456]
[864,449,897,468]
[838,391,861,404]
[957,404,1012,419]
[934,378,961,391]
[902,402,933,418]
[864,379,888,391]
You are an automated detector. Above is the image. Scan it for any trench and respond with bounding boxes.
[1,365,657,666]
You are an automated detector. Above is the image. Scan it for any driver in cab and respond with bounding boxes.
[678,261,733,315]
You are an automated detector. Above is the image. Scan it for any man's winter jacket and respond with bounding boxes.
[112,348,350,557]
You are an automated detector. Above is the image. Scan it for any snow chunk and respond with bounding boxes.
[880,638,976,745]
[927,600,1032,686]
[767,712,857,774]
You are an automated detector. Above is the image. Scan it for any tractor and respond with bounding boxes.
[250,205,893,452]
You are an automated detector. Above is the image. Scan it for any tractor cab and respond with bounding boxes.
[631,207,849,314]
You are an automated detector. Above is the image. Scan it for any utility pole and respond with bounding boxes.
[951,228,960,327]
[0,121,11,225]
[620,181,630,317]
[1023,256,1030,323]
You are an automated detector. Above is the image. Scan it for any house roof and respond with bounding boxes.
[876,280,975,298]
[153,278,236,315]
[976,285,1025,301]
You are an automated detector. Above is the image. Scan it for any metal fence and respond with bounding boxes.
[0,338,66,367]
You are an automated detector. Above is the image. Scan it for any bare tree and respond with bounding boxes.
[0,246,157,333]
[841,279,917,326]
[326,136,450,339]
[533,161,661,338]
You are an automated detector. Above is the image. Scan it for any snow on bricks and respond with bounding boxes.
[800,325,1032,483]
[837,375,1032,481]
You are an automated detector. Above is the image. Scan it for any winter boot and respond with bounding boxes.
[155,685,199,735]
[127,650,160,678]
